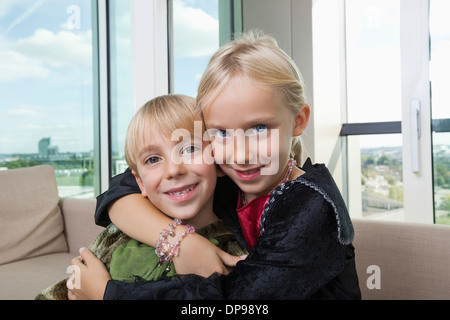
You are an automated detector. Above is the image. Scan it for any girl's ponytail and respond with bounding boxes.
[290,136,302,165]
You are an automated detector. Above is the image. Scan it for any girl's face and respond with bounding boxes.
[203,76,309,201]
[132,127,218,228]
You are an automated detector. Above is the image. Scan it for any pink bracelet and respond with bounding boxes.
[155,218,195,272]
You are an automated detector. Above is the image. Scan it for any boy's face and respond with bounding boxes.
[132,126,217,227]
[202,76,308,201]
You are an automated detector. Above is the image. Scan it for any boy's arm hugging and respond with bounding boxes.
[94,168,242,278]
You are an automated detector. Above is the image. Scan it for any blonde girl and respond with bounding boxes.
[72,31,361,300]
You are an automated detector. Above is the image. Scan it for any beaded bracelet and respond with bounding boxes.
[155,218,195,272]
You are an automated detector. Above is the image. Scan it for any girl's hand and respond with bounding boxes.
[67,247,111,300]
[172,229,247,277]
[108,195,247,277]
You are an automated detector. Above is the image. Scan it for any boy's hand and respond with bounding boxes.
[67,247,111,300]
[172,230,247,277]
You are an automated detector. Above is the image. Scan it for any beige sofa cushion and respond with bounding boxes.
[0,253,74,300]
[0,165,68,265]
[353,218,450,300]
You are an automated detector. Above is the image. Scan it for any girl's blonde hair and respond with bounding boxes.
[196,30,307,164]
[124,94,201,172]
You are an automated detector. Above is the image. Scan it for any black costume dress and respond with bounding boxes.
[95,159,361,300]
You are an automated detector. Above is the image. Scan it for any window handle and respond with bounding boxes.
[410,99,421,173]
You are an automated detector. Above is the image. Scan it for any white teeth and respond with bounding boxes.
[168,185,195,197]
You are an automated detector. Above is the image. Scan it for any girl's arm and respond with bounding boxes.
[108,193,239,276]
[96,169,242,277]
[71,186,358,300]
[101,189,360,300]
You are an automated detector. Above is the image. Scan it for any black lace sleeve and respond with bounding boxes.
[94,168,140,227]
[104,274,225,300]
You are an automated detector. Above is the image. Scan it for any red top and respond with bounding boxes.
[236,192,271,250]
[235,158,297,250]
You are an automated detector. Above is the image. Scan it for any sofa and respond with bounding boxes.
[1,165,450,300]
[0,165,102,300]
[352,217,450,300]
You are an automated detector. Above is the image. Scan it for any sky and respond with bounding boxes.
[0,0,95,154]
[343,0,450,148]
[172,0,219,96]
[0,0,219,155]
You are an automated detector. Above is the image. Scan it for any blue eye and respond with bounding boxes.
[181,145,201,155]
[215,129,228,138]
[254,125,267,134]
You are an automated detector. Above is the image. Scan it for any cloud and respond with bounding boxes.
[0,28,92,82]
[13,29,92,67]
[0,50,51,81]
[4,106,41,118]
[173,0,219,58]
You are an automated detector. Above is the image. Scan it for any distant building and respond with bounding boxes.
[48,145,59,156]
[38,137,59,159]
[38,138,50,157]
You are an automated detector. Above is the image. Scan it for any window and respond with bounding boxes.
[308,0,449,224]
[170,0,241,95]
[0,0,241,198]
[344,0,404,221]
[342,0,450,224]
[108,0,133,177]
[0,0,95,198]
[171,0,219,96]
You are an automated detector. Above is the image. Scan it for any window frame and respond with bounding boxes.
[93,0,169,194]
[338,0,435,223]
[241,0,441,224]
[92,0,111,195]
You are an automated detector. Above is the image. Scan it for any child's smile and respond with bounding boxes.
[164,183,199,202]
[232,166,263,181]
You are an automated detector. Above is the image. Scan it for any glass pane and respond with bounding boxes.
[172,0,219,96]
[345,0,402,123]
[430,0,450,225]
[0,0,95,198]
[109,1,133,177]
[349,134,404,221]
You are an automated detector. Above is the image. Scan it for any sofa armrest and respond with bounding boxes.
[60,198,104,255]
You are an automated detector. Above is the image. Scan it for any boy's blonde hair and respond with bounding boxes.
[197,30,307,164]
[124,94,201,173]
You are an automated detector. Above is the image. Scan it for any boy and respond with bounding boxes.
[36,94,246,300]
